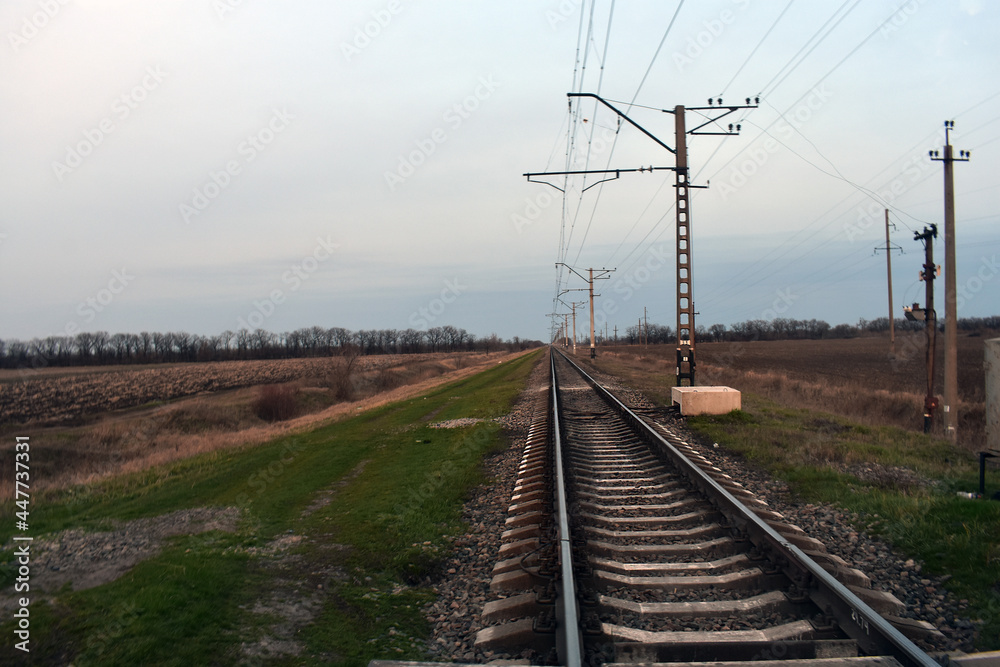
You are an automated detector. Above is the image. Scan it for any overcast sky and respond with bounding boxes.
[1,0,998,343]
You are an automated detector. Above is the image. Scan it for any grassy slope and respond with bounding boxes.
[579,351,1000,651]
[1,349,542,666]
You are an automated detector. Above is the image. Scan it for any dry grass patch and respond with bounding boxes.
[252,385,301,422]
[588,337,988,451]
[0,351,533,499]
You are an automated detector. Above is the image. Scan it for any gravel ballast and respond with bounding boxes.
[421,354,979,661]
[582,361,979,654]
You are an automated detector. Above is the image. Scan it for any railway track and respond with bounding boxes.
[473,349,941,666]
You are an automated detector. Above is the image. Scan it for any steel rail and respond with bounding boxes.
[552,348,938,667]
[550,351,583,667]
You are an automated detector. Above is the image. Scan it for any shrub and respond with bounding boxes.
[322,352,360,401]
[374,366,403,392]
[252,384,299,422]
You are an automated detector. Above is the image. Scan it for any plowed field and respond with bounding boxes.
[0,355,444,425]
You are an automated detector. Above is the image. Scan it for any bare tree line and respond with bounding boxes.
[702,315,1000,342]
[0,326,542,370]
[564,315,1000,346]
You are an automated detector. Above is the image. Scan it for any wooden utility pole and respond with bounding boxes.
[571,302,578,353]
[875,209,902,356]
[557,264,613,358]
[581,268,613,357]
[589,269,596,357]
[930,120,970,443]
[548,312,570,348]
[886,210,895,355]
[558,299,585,354]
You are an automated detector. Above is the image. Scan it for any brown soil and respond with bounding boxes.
[0,351,534,497]
[591,333,994,450]
[695,334,988,402]
[0,354,464,426]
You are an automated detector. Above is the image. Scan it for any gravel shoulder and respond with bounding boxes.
[581,360,978,654]
[420,351,550,664]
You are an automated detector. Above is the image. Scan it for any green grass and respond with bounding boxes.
[688,393,1000,651]
[0,350,542,666]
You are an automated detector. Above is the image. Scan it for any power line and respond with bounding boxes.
[550,4,997,341]
[758,0,860,98]
[560,1,600,264]
[702,0,915,191]
[696,90,999,310]
[571,1,617,264]
[719,0,796,97]
[628,0,686,107]
[599,1,886,291]
[685,6,984,313]
[554,2,593,308]
[561,1,686,268]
